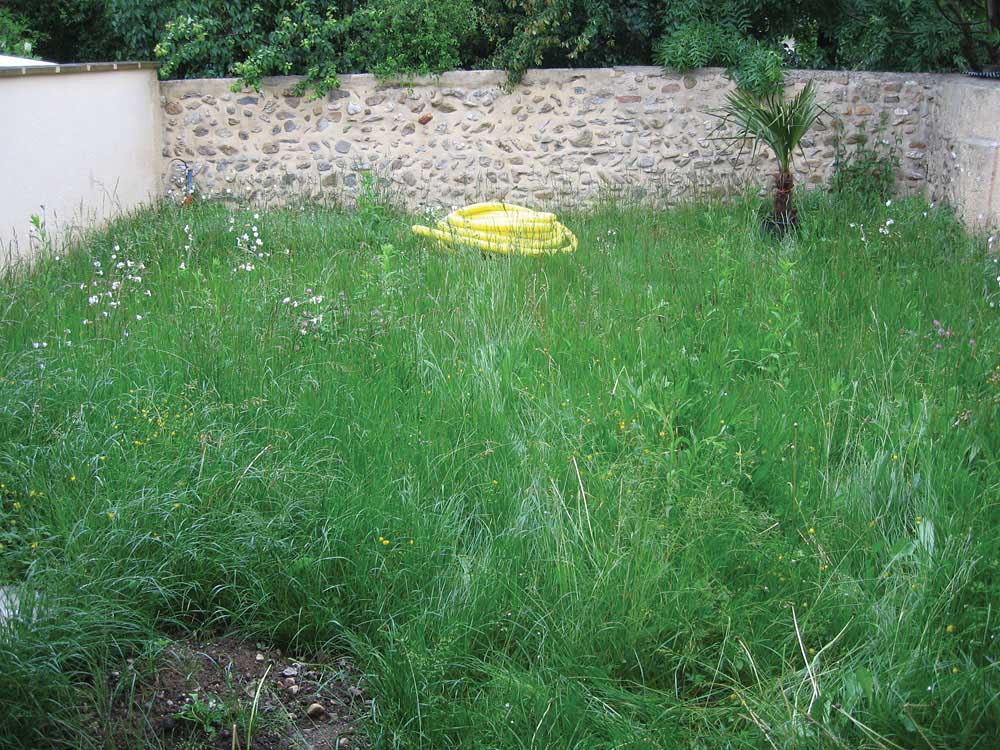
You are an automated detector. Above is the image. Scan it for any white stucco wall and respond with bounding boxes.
[0,65,162,264]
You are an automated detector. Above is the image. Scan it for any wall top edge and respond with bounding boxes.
[0,61,159,79]
[159,66,981,92]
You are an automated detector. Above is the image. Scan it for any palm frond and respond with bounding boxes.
[718,81,822,175]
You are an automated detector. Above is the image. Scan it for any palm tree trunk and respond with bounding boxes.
[773,171,797,228]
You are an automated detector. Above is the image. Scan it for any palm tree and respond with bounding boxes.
[719,80,823,234]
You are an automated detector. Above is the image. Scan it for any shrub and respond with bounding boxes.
[154,1,345,97]
[108,0,182,61]
[153,0,479,96]
[482,0,661,84]
[831,126,901,202]
[654,22,739,72]
[655,23,786,98]
[0,9,40,59]
[728,41,786,98]
[343,0,479,78]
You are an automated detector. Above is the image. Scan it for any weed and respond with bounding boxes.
[831,120,902,202]
[173,691,227,736]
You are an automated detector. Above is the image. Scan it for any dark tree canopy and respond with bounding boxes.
[5,1,998,93]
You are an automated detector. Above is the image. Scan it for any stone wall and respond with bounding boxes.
[159,68,938,209]
[159,67,998,226]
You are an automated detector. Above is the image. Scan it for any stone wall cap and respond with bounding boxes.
[161,66,973,93]
[0,61,159,79]
[164,69,513,90]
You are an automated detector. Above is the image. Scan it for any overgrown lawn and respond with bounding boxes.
[1,193,998,748]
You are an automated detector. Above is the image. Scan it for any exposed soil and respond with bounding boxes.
[100,638,369,750]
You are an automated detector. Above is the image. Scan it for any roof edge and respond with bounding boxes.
[0,61,160,79]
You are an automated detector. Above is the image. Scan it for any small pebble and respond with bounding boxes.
[255,653,265,662]
[282,666,298,678]
[307,702,326,720]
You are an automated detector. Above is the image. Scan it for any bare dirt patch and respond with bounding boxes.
[101,638,368,750]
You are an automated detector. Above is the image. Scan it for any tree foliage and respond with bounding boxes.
[154,2,346,94]
[151,0,478,95]
[14,0,1000,92]
[5,0,119,63]
[343,0,479,78]
[0,9,41,59]
[480,0,662,83]
[834,0,978,71]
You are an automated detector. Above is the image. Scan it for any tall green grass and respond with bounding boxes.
[1,192,998,748]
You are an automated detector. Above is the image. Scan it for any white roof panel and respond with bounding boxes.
[0,55,56,68]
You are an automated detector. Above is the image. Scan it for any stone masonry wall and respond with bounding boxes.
[159,67,943,214]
